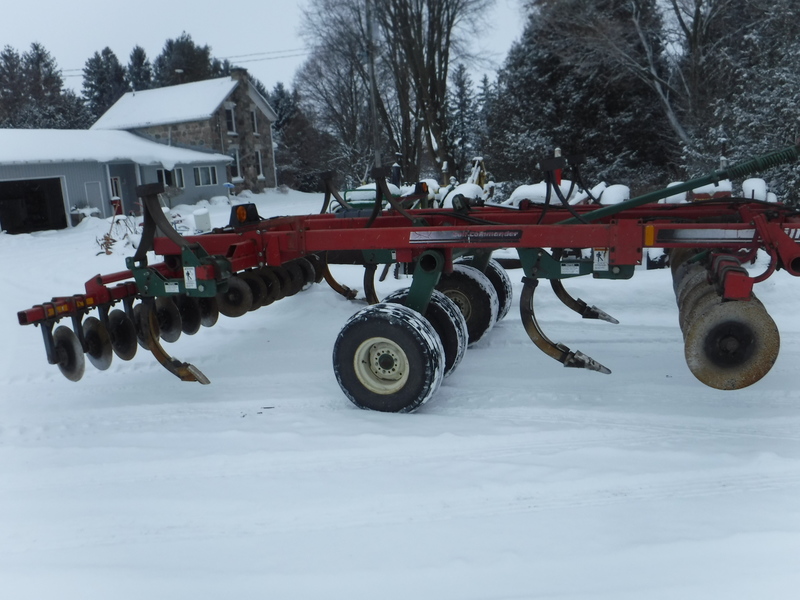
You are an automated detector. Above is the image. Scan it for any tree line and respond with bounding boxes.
[2,0,799,199]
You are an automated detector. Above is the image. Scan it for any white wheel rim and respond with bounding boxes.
[354,336,410,394]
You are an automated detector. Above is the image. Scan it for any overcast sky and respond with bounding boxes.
[0,0,527,95]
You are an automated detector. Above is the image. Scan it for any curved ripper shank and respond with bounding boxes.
[139,299,210,384]
[549,279,619,324]
[519,278,611,374]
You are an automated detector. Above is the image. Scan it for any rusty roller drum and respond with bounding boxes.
[673,263,779,390]
[682,294,779,390]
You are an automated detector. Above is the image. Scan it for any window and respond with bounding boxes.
[251,109,259,135]
[193,166,218,187]
[110,176,122,197]
[230,149,241,180]
[225,104,236,134]
[157,168,185,188]
[256,150,264,178]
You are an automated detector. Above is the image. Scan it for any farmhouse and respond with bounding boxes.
[92,68,278,194]
[0,68,277,234]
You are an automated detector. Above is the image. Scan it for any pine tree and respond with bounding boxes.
[488,0,672,189]
[82,47,129,121]
[152,33,223,87]
[446,64,479,182]
[127,46,153,91]
[0,46,25,126]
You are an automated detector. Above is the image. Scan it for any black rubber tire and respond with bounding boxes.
[240,271,270,311]
[383,288,468,377]
[333,303,445,413]
[82,316,113,370]
[174,295,202,335]
[53,325,85,382]
[217,275,253,318]
[155,296,182,343]
[455,256,514,321]
[107,309,137,361]
[436,264,498,346]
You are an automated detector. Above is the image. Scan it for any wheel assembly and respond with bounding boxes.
[106,309,137,361]
[53,325,85,382]
[382,288,468,377]
[436,264,498,346]
[82,316,113,371]
[455,256,514,321]
[332,303,445,412]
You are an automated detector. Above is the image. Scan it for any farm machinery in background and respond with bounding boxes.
[17,143,800,412]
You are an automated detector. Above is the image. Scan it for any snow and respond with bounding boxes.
[90,77,238,131]
[0,129,232,171]
[3,189,800,599]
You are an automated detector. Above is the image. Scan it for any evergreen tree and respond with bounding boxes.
[82,47,129,121]
[22,43,63,105]
[0,46,25,127]
[152,33,224,87]
[127,46,153,91]
[0,42,89,129]
[446,64,479,182]
[488,0,672,189]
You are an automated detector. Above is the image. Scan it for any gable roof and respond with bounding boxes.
[91,75,278,131]
[0,129,232,171]
[91,77,239,131]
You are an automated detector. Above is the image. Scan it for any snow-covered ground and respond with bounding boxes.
[2,189,800,599]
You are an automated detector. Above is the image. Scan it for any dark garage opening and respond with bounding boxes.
[0,178,67,234]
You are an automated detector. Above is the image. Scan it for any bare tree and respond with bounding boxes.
[299,0,492,182]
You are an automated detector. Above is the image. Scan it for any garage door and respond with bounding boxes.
[0,178,67,234]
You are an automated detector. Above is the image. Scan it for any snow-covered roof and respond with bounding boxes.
[90,77,239,130]
[0,129,232,171]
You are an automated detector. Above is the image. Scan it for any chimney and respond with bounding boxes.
[230,67,248,81]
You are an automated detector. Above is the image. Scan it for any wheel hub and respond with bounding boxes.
[354,337,409,394]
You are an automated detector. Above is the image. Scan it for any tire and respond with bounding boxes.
[383,288,468,377]
[436,264,498,346]
[333,303,446,413]
[455,256,514,321]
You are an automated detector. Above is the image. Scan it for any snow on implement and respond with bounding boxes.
[17,143,800,411]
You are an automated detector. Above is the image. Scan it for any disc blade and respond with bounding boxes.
[198,296,219,328]
[175,295,202,335]
[107,309,137,361]
[53,325,85,382]
[155,296,182,343]
[82,316,113,370]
